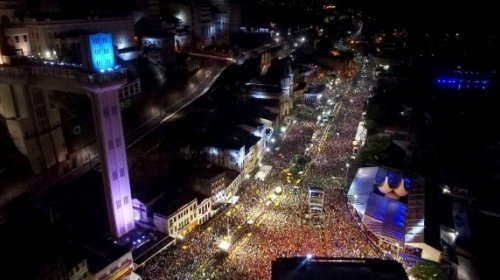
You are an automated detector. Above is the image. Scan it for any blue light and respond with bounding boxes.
[89,33,116,72]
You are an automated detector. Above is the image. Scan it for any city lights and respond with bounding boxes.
[218,240,231,251]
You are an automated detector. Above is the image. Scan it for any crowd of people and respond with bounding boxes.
[140,61,383,280]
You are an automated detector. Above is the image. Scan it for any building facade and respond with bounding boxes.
[153,198,198,238]
[22,16,136,61]
[83,69,135,238]
[0,77,68,174]
[3,26,30,56]
[197,196,212,225]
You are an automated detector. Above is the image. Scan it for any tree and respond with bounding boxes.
[363,119,379,133]
[408,261,447,280]
[358,134,391,164]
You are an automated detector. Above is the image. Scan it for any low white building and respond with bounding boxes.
[153,197,198,238]
[197,195,212,225]
[192,166,244,206]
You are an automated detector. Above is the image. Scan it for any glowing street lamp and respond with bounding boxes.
[345,163,350,188]
[442,185,451,195]
[218,240,231,251]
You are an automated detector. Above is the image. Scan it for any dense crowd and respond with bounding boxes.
[140,61,382,280]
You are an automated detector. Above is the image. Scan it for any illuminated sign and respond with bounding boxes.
[89,33,116,72]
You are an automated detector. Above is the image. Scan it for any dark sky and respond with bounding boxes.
[348,0,495,31]
[241,0,495,32]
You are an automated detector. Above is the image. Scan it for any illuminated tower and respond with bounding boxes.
[80,33,135,238]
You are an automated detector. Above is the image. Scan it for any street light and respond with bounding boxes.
[345,163,350,189]
[442,185,451,195]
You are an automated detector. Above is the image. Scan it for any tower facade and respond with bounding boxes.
[81,33,135,238]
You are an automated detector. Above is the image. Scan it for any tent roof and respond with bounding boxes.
[347,167,422,245]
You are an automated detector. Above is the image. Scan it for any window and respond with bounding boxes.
[23,35,28,42]
[112,171,118,180]
[119,168,125,177]
[108,140,114,150]
[111,105,117,116]
[116,200,121,209]
[116,138,122,148]
[124,196,129,205]
[14,36,19,43]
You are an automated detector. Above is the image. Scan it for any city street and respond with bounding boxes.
[139,57,380,280]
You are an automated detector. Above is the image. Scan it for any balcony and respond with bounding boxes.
[76,69,127,89]
[0,64,126,89]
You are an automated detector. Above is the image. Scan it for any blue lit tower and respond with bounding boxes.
[80,33,135,238]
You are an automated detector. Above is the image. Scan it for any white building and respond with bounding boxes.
[153,197,198,238]
[197,195,212,225]
[3,26,31,56]
[21,16,137,61]
[192,166,244,206]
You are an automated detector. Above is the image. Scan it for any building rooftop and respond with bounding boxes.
[131,230,173,266]
[151,191,197,218]
[84,239,130,274]
[196,165,226,181]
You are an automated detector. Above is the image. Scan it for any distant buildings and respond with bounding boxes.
[164,0,241,47]
[153,196,199,238]
[2,16,137,62]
